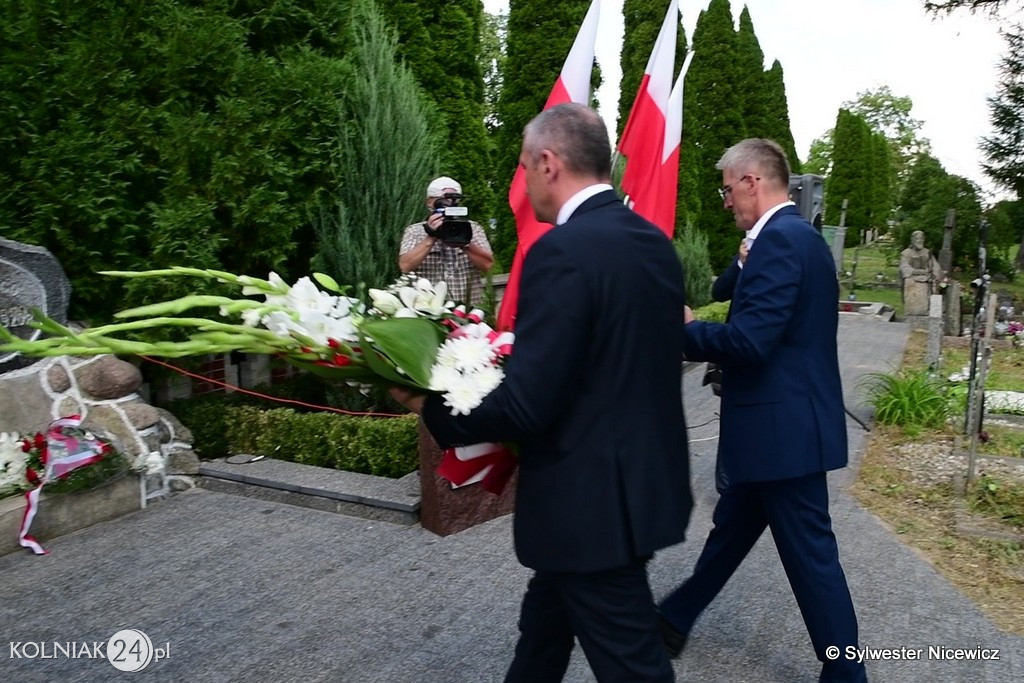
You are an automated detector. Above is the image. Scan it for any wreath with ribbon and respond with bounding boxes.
[16,416,129,554]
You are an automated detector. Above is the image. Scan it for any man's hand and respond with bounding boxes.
[684,305,694,324]
[423,211,444,238]
[390,387,426,415]
[739,239,750,264]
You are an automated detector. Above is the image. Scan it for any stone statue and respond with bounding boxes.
[899,230,943,316]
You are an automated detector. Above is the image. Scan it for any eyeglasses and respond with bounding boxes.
[718,174,760,201]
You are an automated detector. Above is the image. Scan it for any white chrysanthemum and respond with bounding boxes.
[467,364,503,396]
[435,336,495,372]
[443,376,489,416]
[429,365,463,392]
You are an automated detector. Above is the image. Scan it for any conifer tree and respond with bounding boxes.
[313,0,444,289]
[735,8,771,140]
[762,60,801,172]
[868,131,893,233]
[376,0,494,228]
[825,109,872,246]
[685,0,746,270]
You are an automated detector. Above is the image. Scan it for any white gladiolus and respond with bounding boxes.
[368,289,402,315]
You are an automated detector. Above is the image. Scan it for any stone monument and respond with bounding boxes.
[0,237,71,373]
[0,237,200,554]
[899,230,943,317]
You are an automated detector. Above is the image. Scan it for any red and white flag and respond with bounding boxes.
[650,50,695,234]
[618,0,693,238]
[495,0,600,332]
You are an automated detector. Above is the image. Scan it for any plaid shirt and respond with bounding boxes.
[399,220,492,305]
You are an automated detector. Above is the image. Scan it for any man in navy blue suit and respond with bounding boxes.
[392,103,692,682]
[657,138,867,683]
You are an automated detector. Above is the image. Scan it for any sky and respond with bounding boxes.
[482,0,1015,203]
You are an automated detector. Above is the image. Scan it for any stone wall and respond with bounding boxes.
[0,353,200,505]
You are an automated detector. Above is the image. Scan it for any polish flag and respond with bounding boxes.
[495,0,600,332]
[650,50,695,233]
[617,0,683,238]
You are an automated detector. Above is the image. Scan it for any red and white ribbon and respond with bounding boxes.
[18,416,109,555]
[437,443,517,495]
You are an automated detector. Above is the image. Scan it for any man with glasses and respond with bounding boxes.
[398,176,494,305]
[658,139,868,682]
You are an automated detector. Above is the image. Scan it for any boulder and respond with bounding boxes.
[75,356,142,399]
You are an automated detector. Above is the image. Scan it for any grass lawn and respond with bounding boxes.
[839,243,904,315]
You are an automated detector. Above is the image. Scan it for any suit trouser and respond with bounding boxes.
[505,558,673,683]
[658,471,867,683]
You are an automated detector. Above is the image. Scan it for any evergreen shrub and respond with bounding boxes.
[168,398,419,478]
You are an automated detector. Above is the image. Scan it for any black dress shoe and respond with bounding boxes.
[657,615,689,659]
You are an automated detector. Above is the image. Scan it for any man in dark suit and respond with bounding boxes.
[392,103,692,682]
[658,138,867,683]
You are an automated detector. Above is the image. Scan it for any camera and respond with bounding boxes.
[426,193,472,247]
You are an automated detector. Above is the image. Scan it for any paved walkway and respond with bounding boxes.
[2,315,1022,682]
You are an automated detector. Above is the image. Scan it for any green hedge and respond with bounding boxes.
[166,399,419,478]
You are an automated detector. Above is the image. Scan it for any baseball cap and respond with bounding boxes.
[427,176,462,197]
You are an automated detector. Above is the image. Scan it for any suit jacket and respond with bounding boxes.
[423,190,693,573]
[684,205,846,484]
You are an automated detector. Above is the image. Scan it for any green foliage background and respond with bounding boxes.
[0,0,361,319]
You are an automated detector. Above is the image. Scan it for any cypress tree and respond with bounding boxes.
[868,131,892,233]
[376,0,494,230]
[313,0,444,289]
[735,8,771,140]
[762,60,801,171]
[685,0,746,270]
[490,0,594,269]
[826,109,872,246]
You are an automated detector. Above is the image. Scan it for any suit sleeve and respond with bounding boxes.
[422,236,589,447]
[685,226,800,366]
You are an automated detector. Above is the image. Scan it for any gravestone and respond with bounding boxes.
[0,237,71,373]
[939,210,955,276]
[943,280,961,336]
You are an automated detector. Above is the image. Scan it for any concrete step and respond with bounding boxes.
[199,457,421,526]
[0,474,142,555]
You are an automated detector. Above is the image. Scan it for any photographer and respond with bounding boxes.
[398,176,494,305]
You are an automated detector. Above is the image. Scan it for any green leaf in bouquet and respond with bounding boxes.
[286,357,380,384]
[312,272,342,293]
[359,317,444,389]
[358,328,417,388]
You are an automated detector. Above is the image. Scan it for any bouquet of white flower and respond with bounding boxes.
[0,267,513,420]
